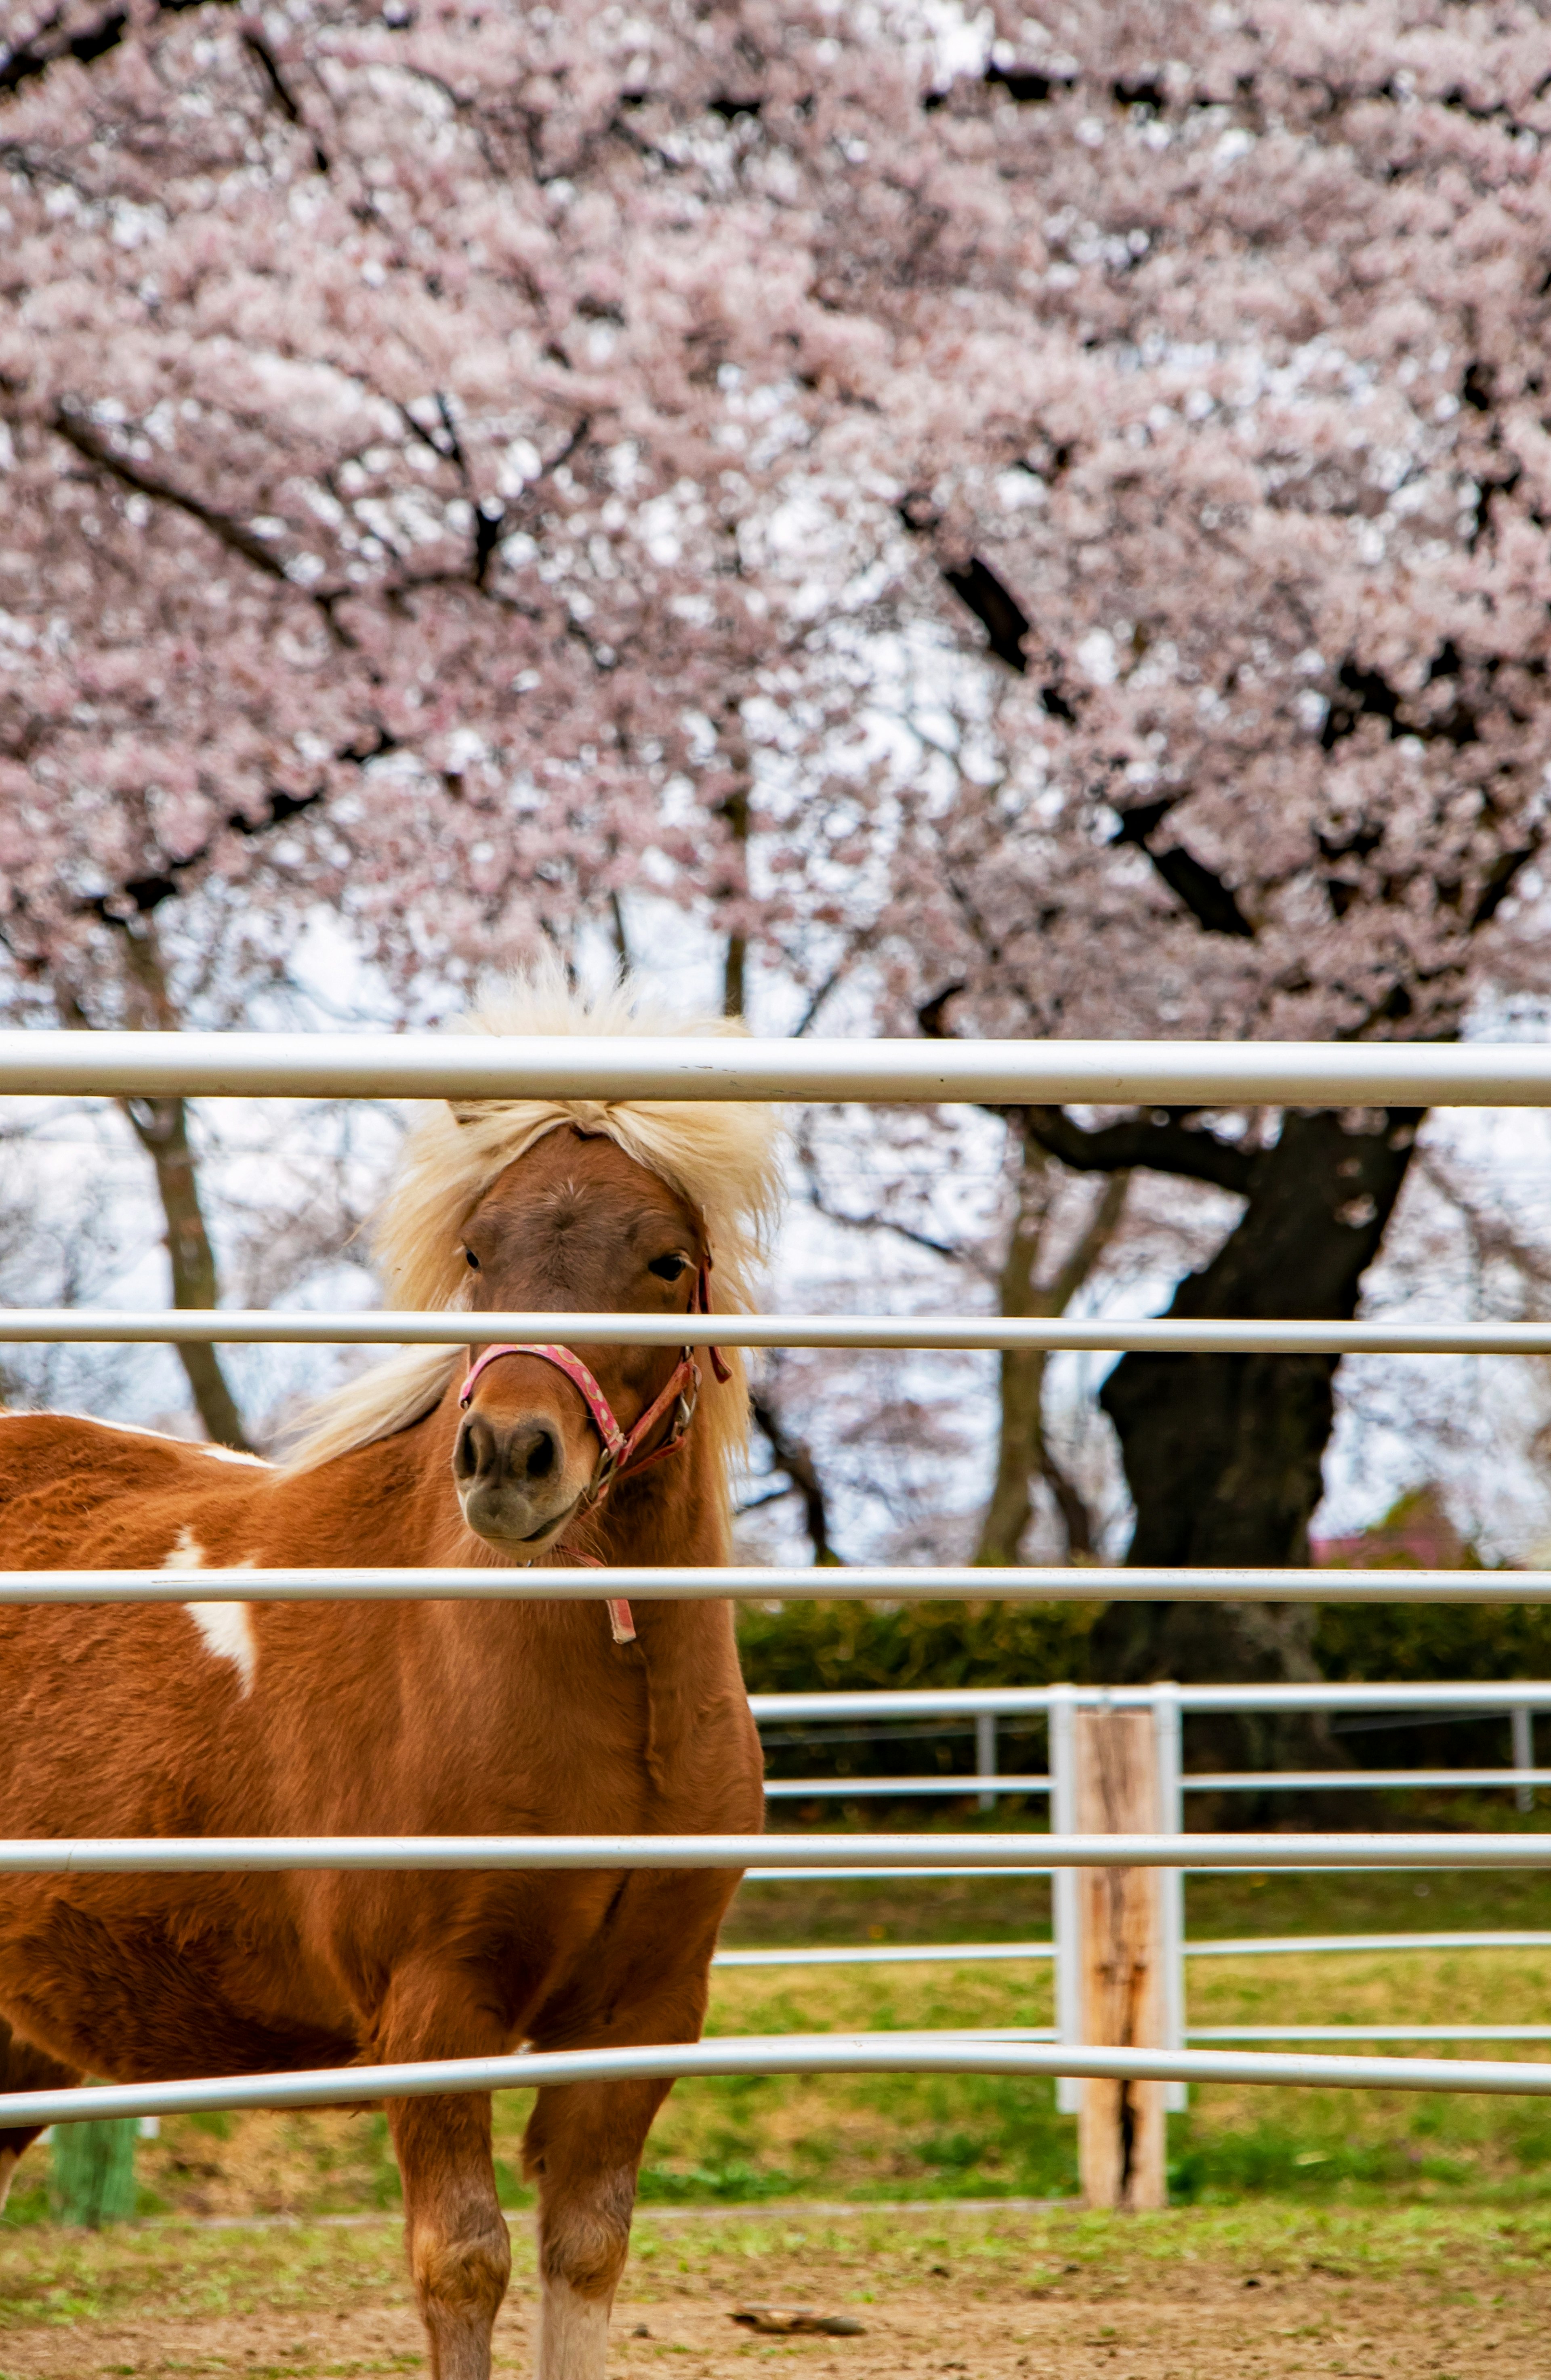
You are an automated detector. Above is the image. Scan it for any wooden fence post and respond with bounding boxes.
[1073,1704,1167,2211]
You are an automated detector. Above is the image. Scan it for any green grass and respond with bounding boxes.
[3,1865,1550,2231]
[723,1804,1551,1946]
[8,2197,1551,2327]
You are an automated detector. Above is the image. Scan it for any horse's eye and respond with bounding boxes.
[464,1248,480,1270]
[649,1252,690,1282]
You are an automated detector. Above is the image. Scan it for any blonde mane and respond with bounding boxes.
[280,968,785,1497]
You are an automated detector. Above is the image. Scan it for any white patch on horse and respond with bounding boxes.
[536,2277,610,2379]
[166,1529,259,1696]
[163,1525,206,1571]
[0,2147,17,2214]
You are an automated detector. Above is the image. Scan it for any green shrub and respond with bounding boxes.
[737,1596,1103,1697]
[738,1593,1551,1699]
[1313,1597,1551,1683]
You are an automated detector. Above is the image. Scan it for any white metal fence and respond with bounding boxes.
[742,1679,1551,2105]
[3,1032,1551,2136]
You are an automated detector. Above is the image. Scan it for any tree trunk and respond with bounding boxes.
[120,1091,254,1452]
[1094,1107,1421,1686]
[975,1136,1127,1566]
[717,690,752,1019]
[60,925,254,1452]
[975,1145,1051,1566]
[721,774,748,1020]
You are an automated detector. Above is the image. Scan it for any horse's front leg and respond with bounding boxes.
[522,2072,673,2380]
[380,1975,513,2380]
[389,2086,511,2379]
[520,1873,742,2378]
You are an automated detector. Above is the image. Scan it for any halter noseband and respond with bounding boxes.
[458,1258,731,1646]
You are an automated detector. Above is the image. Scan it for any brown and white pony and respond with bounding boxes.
[0,975,782,2380]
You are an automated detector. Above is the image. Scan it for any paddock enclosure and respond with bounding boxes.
[4,1027,1551,2218]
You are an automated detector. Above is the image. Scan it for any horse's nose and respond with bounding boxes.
[454,1411,561,1490]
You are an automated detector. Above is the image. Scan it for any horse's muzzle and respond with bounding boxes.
[453,1408,580,1547]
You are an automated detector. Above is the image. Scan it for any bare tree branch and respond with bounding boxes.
[1022,1103,1259,1198]
[240,27,329,173]
[49,402,356,645]
[750,1390,842,1565]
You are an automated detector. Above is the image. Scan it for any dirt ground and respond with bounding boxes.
[2,2212,1548,2379]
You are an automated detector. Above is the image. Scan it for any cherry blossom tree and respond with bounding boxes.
[839,3,1551,1676]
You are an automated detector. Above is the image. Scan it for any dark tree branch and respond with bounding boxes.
[1472,842,1536,929]
[1320,643,1547,754]
[941,556,1030,672]
[53,403,288,577]
[939,556,1076,716]
[1048,1164,1132,1311]
[750,1392,841,1565]
[393,398,458,471]
[925,61,1077,109]
[435,390,470,479]
[472,499,505,588]
[2,0,235,95]
[1112,797,1255,938]
[69,731,396,926]
[915,981,965,1039]
[1,5,128,92]
[736,1482,799,1515]
[896,500,1076,717]
[240,27,329,172]
[790,952,853,1038]
[806,1178,976,1271]
[82,788,326,922]
[1021,1104,1259,1198]
[926,54,1551,145]
[467,411,589,590]
[49,402,356,643]
[534,411,593,483]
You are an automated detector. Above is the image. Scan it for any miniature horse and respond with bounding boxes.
[0,1006,780,2380]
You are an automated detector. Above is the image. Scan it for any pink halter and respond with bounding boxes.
[458,1259,731,1646]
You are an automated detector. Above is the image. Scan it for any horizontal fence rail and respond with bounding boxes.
[12,1307,1551,1356]
[7,2033,1551,2133]
[7,1565,1551,1606]
[7,1030,1551,1106]
[748,1683,1551,1716]
[742,1865,1056,1880]
[1193,2025,1551,2042]
[7,1831,1551,1875]
[713,1942,1057,1968]
[1179,1769,1551,1792]
[1183,1931,1551,1958]
[765,1775,1051,1798]
[712,1932,1551,1969]
[762,1770,1551,1798]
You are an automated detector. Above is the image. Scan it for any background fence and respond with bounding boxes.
[5,1032,1551,2210]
